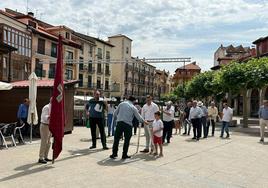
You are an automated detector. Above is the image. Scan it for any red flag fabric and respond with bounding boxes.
[49,35,65,161]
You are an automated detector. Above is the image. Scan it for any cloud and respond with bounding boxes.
[1,0,268,74]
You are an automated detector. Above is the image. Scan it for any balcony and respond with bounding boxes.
[97,68,104,75]
[105,70,111,76]
[88,67,96,74]
[139,69,146,75]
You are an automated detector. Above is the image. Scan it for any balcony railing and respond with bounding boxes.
[97,69,104,74]
[88,67,96,74]
[126,64,133,71]
[105,70,111,76]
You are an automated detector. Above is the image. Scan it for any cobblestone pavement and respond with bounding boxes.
[1,126,268,188]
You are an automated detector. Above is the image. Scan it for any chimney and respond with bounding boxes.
[28,12,34,17]
[192,61,196,65]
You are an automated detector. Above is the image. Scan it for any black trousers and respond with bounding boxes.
[207,119,216,136]
[163,120,174,143]
[19,118,30,136]
[191,118,201,139]
[112,121,132,157]
[133,118,139,135]
[89,118,107,147]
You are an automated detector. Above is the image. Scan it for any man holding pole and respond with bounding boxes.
[140,95,159,153]
[110,96,148,159]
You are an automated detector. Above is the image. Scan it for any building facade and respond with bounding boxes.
[155,69,170,99]
[172,62,201,88]
[0,10,32,82]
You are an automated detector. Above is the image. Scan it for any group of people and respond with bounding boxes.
[182,100,233,141]
[28,90,268,164]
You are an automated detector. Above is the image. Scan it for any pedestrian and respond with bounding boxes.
[17,98,30,137]
[258,100,268,143]
[152,111,164,157]
[198,101,208,138]
[183,101,192,135]
[110,96,148,160]
[207,102,218,137]
[107,103,116,137]
[162,101,175,143]
[87,90,108,150]
[38,98,52,164]
[189,100,202,141]
[220,103,233,139]
[140,95,159,153]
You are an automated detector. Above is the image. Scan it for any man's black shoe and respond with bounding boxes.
[38,159,47,164]
[103,146,109,150]
[109,154,118,159]
[122,155,131,160]
[192,137,196,140]
[45,158,53,162]
[183,132,186,135]
[89,146,96,149]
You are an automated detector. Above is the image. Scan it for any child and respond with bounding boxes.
[152,111,164,157]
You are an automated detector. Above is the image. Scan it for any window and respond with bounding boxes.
[37,38,45,54]
[97,78,101,89]
[105,80,109,90]
[2,57,7,78]
[106,51,110,60]
[48,64,55,78]
[88,75,92,88]
[97,64,102,73]
[65,69,73,80]
[51,43,57,57]
[79,57,84,70]
[28,20,37,28]
[65,32,70,39]
[105,64,110,75]
[66,51,73,65]
[35,58,43,77]
[89,46,93,57]
[79,74,83,87]
[126,47,129,54]
[97,48,102,59]
[80,45,84,55]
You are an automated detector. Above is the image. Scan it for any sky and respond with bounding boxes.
[1,0,268,74]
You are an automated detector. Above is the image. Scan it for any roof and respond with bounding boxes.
[11,80,79,88]
[90,36,114,47]
[253,36,268,44]
[46,25,74,32]
[175,62,201,72]
[73,32,96,46]
[108,34,132,41]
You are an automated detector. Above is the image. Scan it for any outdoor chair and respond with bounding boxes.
[0,122,17,149]
[14,122,25,144]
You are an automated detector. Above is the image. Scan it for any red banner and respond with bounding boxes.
[49,35,65,161]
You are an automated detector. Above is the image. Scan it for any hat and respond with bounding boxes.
[197,101,203,106]
[167,101,172,105]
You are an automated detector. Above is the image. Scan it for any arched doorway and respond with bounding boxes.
[250,89,259,117]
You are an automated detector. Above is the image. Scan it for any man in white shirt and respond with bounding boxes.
[207,102,218,136]
[189,100,203,141]
[220,103,233,138]
[38,98,52,164]
[162,101,175,143]
[140,95,159,153]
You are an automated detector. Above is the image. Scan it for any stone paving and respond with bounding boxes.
[1,125,268,188]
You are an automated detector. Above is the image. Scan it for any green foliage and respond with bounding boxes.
[172,57,268,101]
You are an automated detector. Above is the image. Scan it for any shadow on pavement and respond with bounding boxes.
[0,148,104,182]
[97,153,157,166]
[0,164,54,182]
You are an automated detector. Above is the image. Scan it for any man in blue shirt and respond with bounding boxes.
[17,98,29,136]
[87,91,108,150]
[259,100,268,142]
[110,96,148,159]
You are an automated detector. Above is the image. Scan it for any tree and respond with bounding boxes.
[219,58,268,127]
